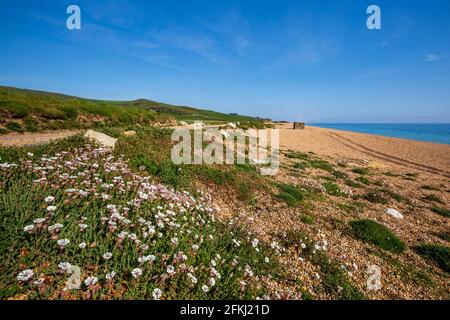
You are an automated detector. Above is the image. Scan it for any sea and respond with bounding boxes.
[309,123,450,145]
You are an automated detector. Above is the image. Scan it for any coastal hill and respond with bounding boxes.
[0,86,262,133]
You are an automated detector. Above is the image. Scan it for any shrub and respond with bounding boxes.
[415,244,450,273]
[350,219,406,253]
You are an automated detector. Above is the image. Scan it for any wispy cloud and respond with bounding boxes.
[381,17,412,47]
[425,53,450,62]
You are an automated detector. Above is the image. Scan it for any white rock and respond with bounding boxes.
[227,122,237,129]
[179,121,188,126]
[386,208,403,219]
[83,130,117,148]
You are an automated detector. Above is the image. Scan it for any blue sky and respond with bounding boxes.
[0,0,449,122]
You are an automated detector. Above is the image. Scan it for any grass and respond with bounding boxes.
[381,189,409,204]
[351,167,369,175]
[363,191,389,205]
[344,179,363,189]
[423,194,444,204]
[421,185,440,191]
[350,219,406,253]
[322,182,343,196]
[414,244,450,273]
[299,214,315,225]
[278,184,304,207]
[355,176,370,185]
[337,202,366,215]
[0,86,263,133]
[430,207,450,218]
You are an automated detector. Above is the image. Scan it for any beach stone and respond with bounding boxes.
[84,130,117,148]
[122,130,136,137]
[386,208,403,219]
[179,121,188,126]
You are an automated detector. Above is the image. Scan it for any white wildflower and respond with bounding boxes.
[17,269,34,282]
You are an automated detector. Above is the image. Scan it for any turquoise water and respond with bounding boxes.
[309,124,450,145]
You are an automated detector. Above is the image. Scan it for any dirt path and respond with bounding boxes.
[0,130,81,147]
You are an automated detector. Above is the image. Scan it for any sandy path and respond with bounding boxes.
[278,124,450,177]
[0,130,81,147]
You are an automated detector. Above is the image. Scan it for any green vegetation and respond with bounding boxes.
[421,185,440,191]
[350,219,406,253]
[278,184,304,207]
[430,207,450,218]
[0,132,282,299]
[415,244,450,273]
[337,202,365,215]
[351,167,369,175]
[299,214,315,225]
[363,191,389,205]
[322,182,343,196]
[280,229,363,300]
[423,194,444,204]
[381,189,409,204]
[355,176,370,185]
[344,179,363,189]
[0,86,263,133]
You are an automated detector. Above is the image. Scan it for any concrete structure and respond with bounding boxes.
[293,122,305,129]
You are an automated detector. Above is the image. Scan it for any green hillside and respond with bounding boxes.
[0,86,263,133]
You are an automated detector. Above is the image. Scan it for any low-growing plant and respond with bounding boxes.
[414,244,450,273]
[364,191,389,205]
[350,219,406,253]
[430,207,450,218]
[423,194,444,204]
[278,184,304,207]
[323,182,342,196]
[299,214,315,225]
[351,167,369,175]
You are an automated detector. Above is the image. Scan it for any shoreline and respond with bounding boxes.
[307,123,450,146]
[277,123,450,176]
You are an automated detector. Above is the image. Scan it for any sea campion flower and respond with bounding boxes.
[152,288,162,300]
[105,271,116,281]
[202,285,209,292]
[171,237,178,246]
[46,205,57,213]
[23,225,34,234]
[58,262,71,272]
[84,276,98,286]
[252,238,259,248]
[192,244,199,251]
[209,277,216,287]
[187,273,198,284]
[166,265,175,275]
[79,223,88,231]
[131,268,142,278]
[103,252,113,260]
[17,269,34,282]
[57,238,70,249]
[44,196,55,203]
[79,242,87,249]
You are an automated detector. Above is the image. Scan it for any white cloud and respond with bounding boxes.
[425,53,449,62]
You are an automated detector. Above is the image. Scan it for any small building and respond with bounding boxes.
[293,122,305,129]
